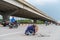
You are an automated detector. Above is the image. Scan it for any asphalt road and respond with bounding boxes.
[0,24,60,40]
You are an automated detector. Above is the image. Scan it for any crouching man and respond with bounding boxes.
[25,24,38,35]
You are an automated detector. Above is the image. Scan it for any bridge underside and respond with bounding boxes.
[0,1,56,23]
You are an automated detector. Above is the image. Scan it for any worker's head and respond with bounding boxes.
[12,16,14,18]
[32,24,36,28]
[32,24,38,33]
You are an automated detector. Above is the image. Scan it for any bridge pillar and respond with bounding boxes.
[1,10,18,22]
[2,15,10,21]
[33,20,37,23]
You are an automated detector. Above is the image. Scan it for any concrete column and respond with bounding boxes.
[2,15,10,21]
[33,20,37,23]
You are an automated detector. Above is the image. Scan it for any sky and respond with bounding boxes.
[25,0,60,21]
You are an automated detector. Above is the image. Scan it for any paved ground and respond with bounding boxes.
[0,24,60,40]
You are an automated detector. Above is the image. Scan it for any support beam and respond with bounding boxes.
[33,19,37,23]
[2,15,10,21]
[1,10,19,22]
[9,10,19,15]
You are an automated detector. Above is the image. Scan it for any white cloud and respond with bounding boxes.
[25,0,59,5]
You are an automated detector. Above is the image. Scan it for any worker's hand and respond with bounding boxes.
[32,32,35,35]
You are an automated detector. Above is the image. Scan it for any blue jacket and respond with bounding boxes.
[10,18,16,23]
[25,25,35,33]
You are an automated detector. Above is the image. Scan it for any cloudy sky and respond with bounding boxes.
[25,0,60,21]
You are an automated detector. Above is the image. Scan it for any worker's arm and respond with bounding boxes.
[35,26,38,33]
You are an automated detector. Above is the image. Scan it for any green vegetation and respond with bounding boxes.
[17,20,32,23]
[0,19,44,24]
[0,19,2,21]
[37,20,44,24]
[17,20,44,24]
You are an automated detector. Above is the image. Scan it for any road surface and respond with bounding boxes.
[0,24,60,40]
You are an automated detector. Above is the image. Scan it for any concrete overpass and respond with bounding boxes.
[0,0,57,23]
